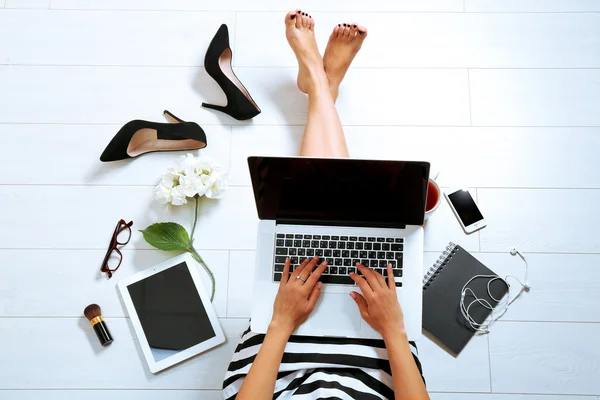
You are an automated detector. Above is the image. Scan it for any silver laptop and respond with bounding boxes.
[249,157,430,340]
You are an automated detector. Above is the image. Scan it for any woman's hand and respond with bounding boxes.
[349,263,406,339]
[270,257,327,334]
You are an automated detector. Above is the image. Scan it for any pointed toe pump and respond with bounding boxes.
[99,110,207,162]
[202,24,261,120]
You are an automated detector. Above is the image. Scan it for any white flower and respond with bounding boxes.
[154,183,173,205]
[154,153,228,205]
[170,185,188,206]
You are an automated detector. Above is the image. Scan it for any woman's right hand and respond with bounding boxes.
[349,263,406,339]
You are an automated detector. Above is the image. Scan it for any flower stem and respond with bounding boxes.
[189,246,215,302]
[190,196,200,243]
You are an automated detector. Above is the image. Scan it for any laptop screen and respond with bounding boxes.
[248,157,430,227]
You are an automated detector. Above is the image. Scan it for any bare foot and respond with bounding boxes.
[284,10,326,93]
[323,23,367,100]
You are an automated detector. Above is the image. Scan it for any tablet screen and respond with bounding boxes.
[127,261,216,362]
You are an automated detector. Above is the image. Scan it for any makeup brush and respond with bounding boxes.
[84,304,114,346]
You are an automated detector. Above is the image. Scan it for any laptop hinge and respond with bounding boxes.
[275,218,407,230]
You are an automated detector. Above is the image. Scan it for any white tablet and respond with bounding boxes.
[118,253,225,373]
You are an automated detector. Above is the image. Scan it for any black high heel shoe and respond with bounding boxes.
[100,110,207,162]
[202,24,261,120]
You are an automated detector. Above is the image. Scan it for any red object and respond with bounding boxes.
[425,181,439,212]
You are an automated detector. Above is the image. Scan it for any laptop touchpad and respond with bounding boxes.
[310,293,362,331]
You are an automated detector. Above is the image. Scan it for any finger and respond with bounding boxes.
[305,261,328,288]
[280,257,291,286]
[374,269,387,288]
[386,264,395,290]
[306,281,323,311]
[298,257,320,282]
[350,269,373,296]
[357,263,381,291]
[291,258,312,280]
[350,291,369,317]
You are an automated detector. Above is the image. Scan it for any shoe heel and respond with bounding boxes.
[163,109,185,124]
[202,103,229,114]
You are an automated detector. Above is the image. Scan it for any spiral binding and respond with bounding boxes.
[422,242,458,288]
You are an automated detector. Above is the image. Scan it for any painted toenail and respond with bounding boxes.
[343,23,347,26]
[353,25,357,28]
[338,24,341,26]
[359,31,365,35]
[291,14,295,19]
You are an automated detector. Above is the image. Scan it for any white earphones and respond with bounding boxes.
[459,248,530,334]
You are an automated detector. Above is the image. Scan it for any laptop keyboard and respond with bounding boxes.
[273,233,404,287]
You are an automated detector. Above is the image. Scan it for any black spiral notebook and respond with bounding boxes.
[422,243,508,355]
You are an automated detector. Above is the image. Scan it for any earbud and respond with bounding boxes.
[459,248,531,333]
[510,248,530,289]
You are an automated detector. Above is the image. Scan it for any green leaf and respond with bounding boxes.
[139,222,191,251]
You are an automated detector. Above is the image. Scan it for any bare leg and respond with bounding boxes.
[286,11,367,157]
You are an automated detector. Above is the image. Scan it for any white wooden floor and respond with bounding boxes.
[1,0,600,399]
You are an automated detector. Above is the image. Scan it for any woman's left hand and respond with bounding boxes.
[270,257,327,334]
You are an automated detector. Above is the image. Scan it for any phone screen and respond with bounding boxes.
[448,190,484,227]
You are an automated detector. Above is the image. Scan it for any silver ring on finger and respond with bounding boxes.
[296,275,306,283]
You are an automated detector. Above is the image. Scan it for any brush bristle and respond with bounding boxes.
[83,304,102,320]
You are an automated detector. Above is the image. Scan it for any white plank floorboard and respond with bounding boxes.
[0,10,235,66]
[0,186,259,250]
[476,253,600,323]
[0,66,470,126]
[478,189,600,253]
[0,318,247,389]
[425,251,600,323]
[5,124,599,188]
[465,0,600,12]
[235,12,600,68]
[0,249,231,318]
[470,69,600,127]
[489,322,600,395]
[418,334,491,392]
[243,67,470,126]
[227,250,256,318]
[0,124,232,186]
[230,126,600,189]
[4,0,49,9]
[47,0,464,12]
[0,66,229,125]
[0,391,223,400]
[342,127,600,188]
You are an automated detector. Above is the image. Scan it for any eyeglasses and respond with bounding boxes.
[100,219,133,279]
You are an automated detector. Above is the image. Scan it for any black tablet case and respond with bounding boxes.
[422,243,508,355]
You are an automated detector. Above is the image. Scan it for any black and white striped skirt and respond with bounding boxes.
[222,326,425,399]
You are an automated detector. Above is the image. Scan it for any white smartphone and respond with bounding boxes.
[444,188,486,234]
